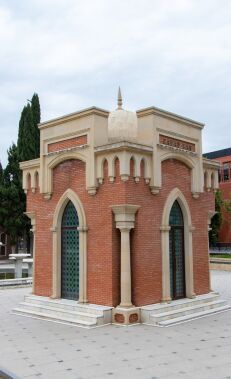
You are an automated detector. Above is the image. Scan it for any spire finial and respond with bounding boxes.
[117,87,123,109]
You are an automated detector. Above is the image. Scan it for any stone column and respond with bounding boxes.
[24,212,36,293]
[208,226,213,291]
[30,225,36,293]
[160,225,171,302]
[77,226,88,303]
[51,227,60,299]
[120,227,133,307]
[186,226,196,298]
[111,204,140,325]
[207,210,216,292]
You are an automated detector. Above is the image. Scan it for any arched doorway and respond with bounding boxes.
[169,200,186,300]
[61,201,79,300]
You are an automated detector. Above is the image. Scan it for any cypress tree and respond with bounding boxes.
[0,161,3,184]
[23,104,35,161]
[31,93,41,158]
[17,94,41,162]
[0,144,28,245]
[17,106,27,162]
[1,93,41,248]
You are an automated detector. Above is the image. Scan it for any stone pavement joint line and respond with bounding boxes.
[0,270,231,379]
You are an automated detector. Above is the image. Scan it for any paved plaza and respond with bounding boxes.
[0,271,231,379]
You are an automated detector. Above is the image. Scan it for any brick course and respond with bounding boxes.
[48,135,87,153]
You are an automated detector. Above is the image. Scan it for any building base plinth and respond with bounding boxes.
[112,306,140,325]
[13,295,113,328]
[141,292,231,327]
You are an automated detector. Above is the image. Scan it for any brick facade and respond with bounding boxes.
[27,158,213,306]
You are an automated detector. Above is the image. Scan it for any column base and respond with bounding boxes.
[112,306,140,325]
[161,297,172,303]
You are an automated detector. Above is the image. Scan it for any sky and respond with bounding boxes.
[0,0,231,167]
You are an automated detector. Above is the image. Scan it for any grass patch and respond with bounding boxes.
[210,254,231,259]
[0,272,28,280]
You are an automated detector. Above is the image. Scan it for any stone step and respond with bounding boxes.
[150,299,227,323]
[13,307,97,327]
[157,304,231,327]
[17,302,103,324]
[24,295,112,316]
[13,295,113,327]
[142,292,219,314]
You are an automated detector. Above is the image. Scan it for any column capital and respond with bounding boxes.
[160,225,171,232]
[77,226,88,232]
[111,204,140,230]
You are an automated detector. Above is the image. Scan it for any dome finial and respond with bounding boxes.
[117,87,123,109]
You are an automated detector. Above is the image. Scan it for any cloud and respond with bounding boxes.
[0,0,231,165]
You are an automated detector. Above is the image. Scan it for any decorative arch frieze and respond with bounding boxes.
[96,151,152,184]
[203,168,218,192]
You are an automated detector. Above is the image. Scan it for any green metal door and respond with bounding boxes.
[61,201,79,300]
[169,200,186,300]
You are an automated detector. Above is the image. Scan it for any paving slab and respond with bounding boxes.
[0,270,231,379]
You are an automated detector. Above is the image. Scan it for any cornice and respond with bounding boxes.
[38,107,109,130]
[19,158,40,170]
[95,141,153,154]
[137,106,204,129]
[203,157,220,169]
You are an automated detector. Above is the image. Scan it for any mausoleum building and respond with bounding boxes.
[17,91,228,327]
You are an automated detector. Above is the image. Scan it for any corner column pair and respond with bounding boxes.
[111,204,140,324]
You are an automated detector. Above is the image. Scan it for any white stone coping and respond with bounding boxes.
[95,140,153,153]
[22,258,33,263]
[9,254,31,260]
[0,277,32,287]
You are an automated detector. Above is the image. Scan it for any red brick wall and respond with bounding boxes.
[48,135,87,153]
[26,157,214,306]
[128,159,213,305]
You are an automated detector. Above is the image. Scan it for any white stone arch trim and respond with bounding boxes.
[45,151,88,196]
[203,169,208,188]
[128,154,139,177]
[160,188,195,302]
[111,154,120,177]
[101,157,108,180]
[211,171,215,189]
[30,170,40,193]
[51,189,88,303]
[159,151,202,194]
[139,156,152,180]
[24,171,31,191]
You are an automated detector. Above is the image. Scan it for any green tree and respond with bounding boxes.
[0,93,41,249]
[0,144,28,245]
[17,106,27,163]
[31,93,41,157]
[0,161,3,184]
[17,93,41,162]
[209,190,225,246]
[17,104,35,161]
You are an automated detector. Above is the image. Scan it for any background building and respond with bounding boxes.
[204,148,231,244]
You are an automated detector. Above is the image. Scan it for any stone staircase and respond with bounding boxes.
[12,295,113,328]
[141,292,231,327]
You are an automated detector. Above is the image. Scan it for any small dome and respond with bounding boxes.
[108,88,138,143]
